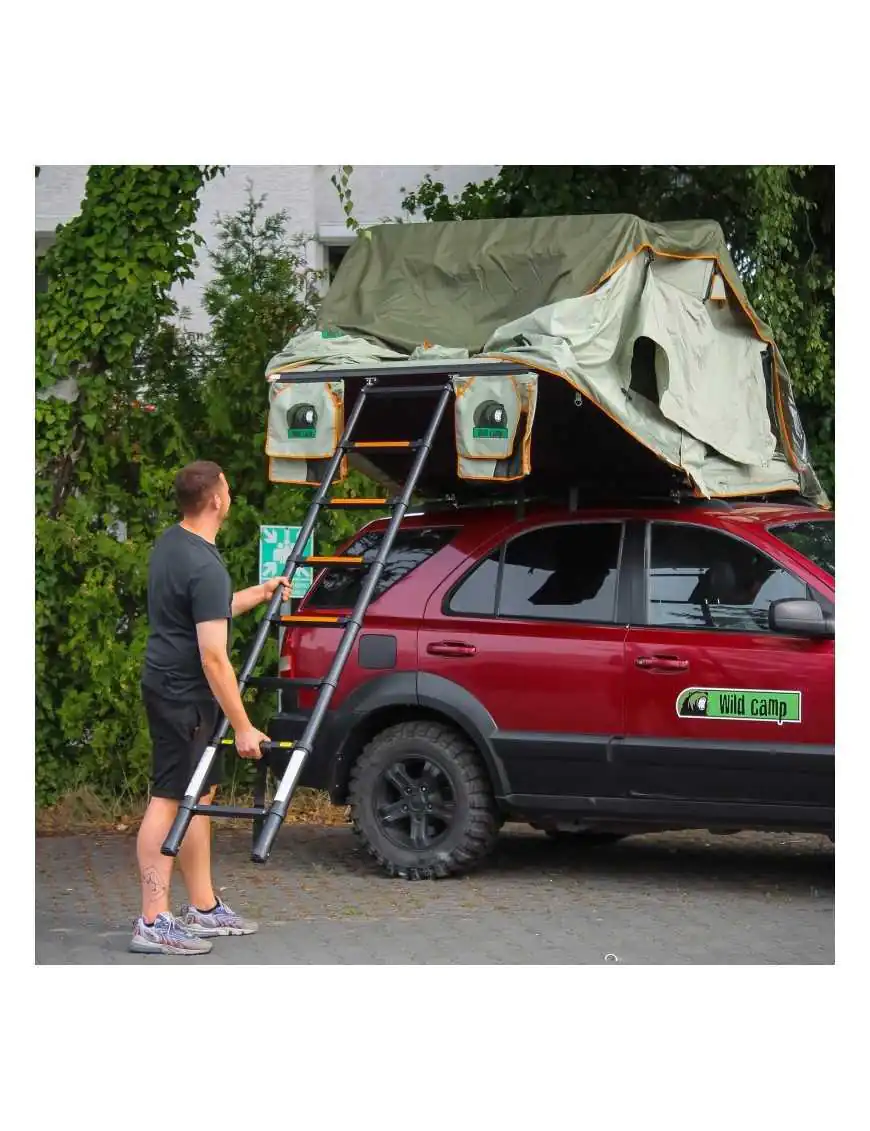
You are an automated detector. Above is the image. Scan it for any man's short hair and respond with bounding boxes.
[174,461,224,516]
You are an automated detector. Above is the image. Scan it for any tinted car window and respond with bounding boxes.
[769,519,834,578]
[447,550,500,616]
[498,523,623,623]
[312,527,456,609]
[648,523,808,632]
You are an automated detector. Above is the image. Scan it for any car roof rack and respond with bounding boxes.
[269,360,534,384]
[410,485,729,515]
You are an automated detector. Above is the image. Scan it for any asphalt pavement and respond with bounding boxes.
[35,823,834,964]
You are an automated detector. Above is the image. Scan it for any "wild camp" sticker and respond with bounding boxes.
[676,688,802,725]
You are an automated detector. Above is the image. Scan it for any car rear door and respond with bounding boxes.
[620,519,834,809]
[276,523,460,771]
[419,519,629,804]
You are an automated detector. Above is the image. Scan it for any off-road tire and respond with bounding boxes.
[349,720,499,880]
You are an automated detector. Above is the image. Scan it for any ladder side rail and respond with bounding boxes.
[160,388,372,857]
[251,383,454,862]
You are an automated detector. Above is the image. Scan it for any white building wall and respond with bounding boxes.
[35,164,499,332]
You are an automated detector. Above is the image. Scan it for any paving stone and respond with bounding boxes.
[35,824,834,965]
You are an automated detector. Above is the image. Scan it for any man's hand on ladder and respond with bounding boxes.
[261,576,291,604]
[236,726,271,760]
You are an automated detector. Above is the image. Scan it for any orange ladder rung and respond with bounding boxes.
[280,614,345,625]
[352,441,412,449]
[305,556,364,565]
[325,498,390,506]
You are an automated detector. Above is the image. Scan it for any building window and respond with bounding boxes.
[316,227,355,290]
[327,243,349,282]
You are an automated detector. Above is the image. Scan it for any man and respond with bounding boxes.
[130,460,289,955]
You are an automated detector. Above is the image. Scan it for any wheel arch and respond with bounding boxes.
[327,673,508,804]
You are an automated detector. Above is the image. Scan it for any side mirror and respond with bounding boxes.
[769,598,834,639]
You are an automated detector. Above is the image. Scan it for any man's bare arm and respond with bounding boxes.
[231,584,266,618]
[195,620,268,758]
[231,577,291,617]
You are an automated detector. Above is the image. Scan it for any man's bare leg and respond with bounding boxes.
[172,785,259,937]
[136,797,179,922]
[131,794,213,955]
[177,786,218,912]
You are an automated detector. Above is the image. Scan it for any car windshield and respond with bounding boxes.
[769,519,834,578]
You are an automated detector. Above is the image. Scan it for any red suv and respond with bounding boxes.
[272,500,835,879]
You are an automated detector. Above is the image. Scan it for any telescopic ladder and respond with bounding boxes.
[160,362,526,864]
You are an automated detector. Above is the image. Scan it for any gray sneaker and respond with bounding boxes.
[129,912,213,955]
[179,898,259,937]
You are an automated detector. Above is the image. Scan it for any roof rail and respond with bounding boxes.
[410,489,722,514]
[269,360,534,384]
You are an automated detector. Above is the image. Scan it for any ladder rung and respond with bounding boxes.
[219,738,296,749]
[280,614,347,625]
[323,498,391,507]
[278,709,312,724]
[363,384,451,397]
[304,555,364,565]
[192,805,268,819]
[346,440,419,450]
[245,676,322,692]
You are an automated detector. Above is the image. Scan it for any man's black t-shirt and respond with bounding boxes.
[142,524,232,702]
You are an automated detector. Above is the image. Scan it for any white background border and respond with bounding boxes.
[6,2,862,1125]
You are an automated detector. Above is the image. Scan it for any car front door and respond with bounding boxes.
[620,520,834,811]
[419,520,628,804]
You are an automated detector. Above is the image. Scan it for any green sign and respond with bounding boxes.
[676,687,802,725]
[259,525,314,599]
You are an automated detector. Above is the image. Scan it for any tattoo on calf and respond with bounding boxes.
[142,867,167,897]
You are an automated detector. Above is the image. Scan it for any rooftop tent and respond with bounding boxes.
[264,214,825,505]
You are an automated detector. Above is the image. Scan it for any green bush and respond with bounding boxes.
[35,170,374,806]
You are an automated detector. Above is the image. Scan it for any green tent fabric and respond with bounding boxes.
[320,215,750,353]
[267,215,824,503]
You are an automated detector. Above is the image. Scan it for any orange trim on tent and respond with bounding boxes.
[324,382,343,458]
[581,243,797,470]
[484,352,687,480]
[267,455,348,487]
[266,359,320,377]
[264,246,802,486]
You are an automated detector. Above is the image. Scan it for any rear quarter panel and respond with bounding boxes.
[288,525,477,712]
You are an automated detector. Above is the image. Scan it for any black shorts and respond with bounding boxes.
[142,686,223,801]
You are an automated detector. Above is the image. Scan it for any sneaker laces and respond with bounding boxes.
[172,920,200,941]
[154,913,196,942]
